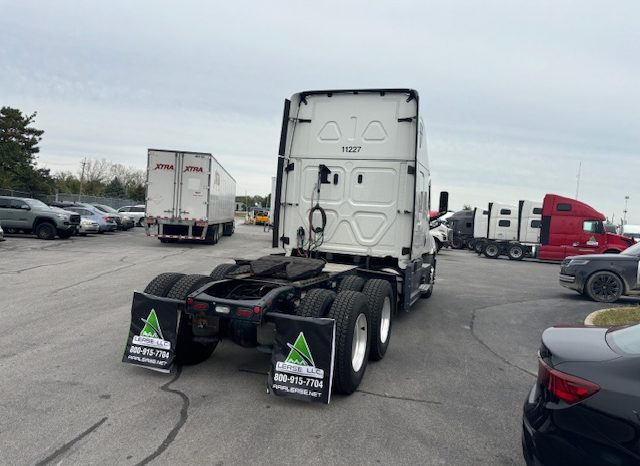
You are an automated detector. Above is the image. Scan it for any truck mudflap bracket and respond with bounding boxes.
[122,292,182,373]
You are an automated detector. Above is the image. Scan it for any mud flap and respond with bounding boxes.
[267,313,336,404]
[122,292,181,373]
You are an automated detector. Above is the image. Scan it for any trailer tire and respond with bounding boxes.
[585,271,623,303]
[337,275,365,293]
[167,274,217,365]
[223,222,235,236]
[328,291,370,394]
[362,279,394,361]
[296,289,336,318]
[210,263,239,280]
[507,244,525,261]
[144,272,186,297]
[483,243,500,259]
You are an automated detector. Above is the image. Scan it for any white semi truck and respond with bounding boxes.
[144,149,236,244]
[478,200,542,259]
[130,89,448,396]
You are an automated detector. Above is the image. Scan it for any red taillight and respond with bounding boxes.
[102,216,109,221]
[186,297,194,305]
[538,358,599,404]
[192,302,209,311]
[236,308,253,318]
[147,217,156,224]
[253,306,262,314]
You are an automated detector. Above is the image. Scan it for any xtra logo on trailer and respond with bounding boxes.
[154,163,174,170]
[275,332,324,379]
[184,166,204,173]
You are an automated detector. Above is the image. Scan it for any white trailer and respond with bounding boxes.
[145,149,236,244]
[481,200,542,260]
[273,89,448,311]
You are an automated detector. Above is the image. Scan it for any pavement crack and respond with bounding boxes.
[51,263,137,294]
[35,416,108,465]
[356,389,442,405]
[135,366,189,466]
[0,259,76,275]
[469,306,536,378]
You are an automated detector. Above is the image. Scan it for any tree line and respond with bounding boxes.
[1,106,146,200]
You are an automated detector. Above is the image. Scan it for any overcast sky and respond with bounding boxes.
[2,1,638,223]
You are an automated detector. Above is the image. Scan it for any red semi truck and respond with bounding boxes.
[479,194,633,261]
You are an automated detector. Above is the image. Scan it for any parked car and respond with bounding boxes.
[523,323,640,465]
[0,225,4,241]
[0,196,80,239]
[117,205,145,226]
[63,206,118,232]
[559,241,640,302]
[92,204,135,230]
[78,217,100,235]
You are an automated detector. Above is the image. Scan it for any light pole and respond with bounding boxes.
[623,196,629,225]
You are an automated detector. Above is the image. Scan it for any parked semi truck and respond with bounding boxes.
[128,89,448,396]
[468,207,489,251]
[144,149,236,244]
[448,209,475,249]
[478,194,633,261]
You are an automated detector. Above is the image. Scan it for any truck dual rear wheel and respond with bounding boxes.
[362,279,394,361]
[167,274,217,365]
[328,291,370,394]
[483,243,500,259]
[507,244,524,261]
[337,275,365,293]
[144,272,186,296]
[296,289,336,318]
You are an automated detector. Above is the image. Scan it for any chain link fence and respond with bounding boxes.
[0,188,140,209]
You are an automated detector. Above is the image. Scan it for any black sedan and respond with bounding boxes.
[559,242,640,303]
[523,324,640,465]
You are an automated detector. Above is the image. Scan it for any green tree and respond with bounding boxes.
[0,106,51,191]
[104,176,126,198]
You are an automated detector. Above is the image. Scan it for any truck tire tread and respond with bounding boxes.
[328,291,370,394]
[296,289,336,318]
[337,275,365,293]
[144,272,186,297]
[362,279,394,361]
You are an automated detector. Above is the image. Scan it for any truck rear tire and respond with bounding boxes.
[223,222,235,236]
[167,274,217,365]
[296,289,336,318]
[328,291,370,394]
[475,240,485,255]
[507,244,524,261]
[210,263,239,280]
[35,222,56,240]
[337,275,365,293]
[483,243,500,259]
[362,279,394,361]
[144,272,186,297]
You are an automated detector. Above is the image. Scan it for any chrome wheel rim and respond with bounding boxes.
[351,313,368,372]
[380,297,391,344]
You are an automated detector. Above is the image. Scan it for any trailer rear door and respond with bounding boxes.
[178,153,211,220]
[147,150,179,218]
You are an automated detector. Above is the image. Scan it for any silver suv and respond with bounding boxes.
[117,205,146,226]
[0,196,80,239]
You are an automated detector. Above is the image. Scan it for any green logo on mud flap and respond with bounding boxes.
[285,332,315,366]
[140,309,164,340]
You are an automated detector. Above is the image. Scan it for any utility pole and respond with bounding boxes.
[78,158,87,202]
[623,196,629,225]
[575,161,581,199]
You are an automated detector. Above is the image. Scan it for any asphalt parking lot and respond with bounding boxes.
[2,225,637,465]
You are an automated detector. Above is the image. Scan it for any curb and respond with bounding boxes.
[584,308,615,326]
